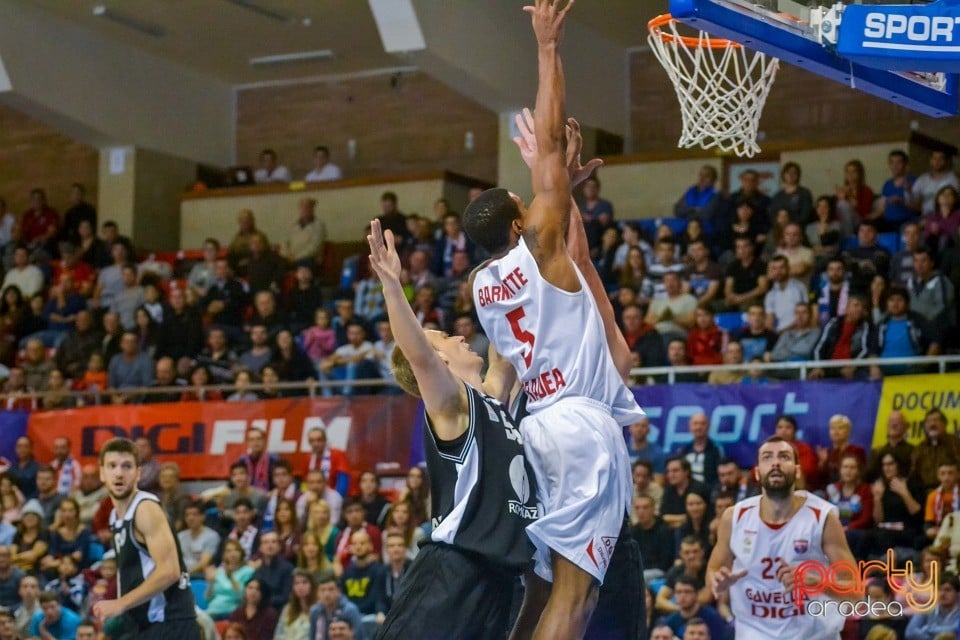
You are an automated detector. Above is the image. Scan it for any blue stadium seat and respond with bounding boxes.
[632,217,689,240]
[877,232,900,255]
[840,237,858,251]
[716,312,745,332]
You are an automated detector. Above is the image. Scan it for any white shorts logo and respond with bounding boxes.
[508,455,538,520]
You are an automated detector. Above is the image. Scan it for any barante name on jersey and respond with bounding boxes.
[477,267,528,307]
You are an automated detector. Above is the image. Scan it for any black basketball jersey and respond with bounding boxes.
[424,383,539,571]
[110,491,196,629]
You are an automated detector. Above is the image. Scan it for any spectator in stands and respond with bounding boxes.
[247,290,288,342]
[205,538,255,620]
[769,162,814,226]
[726,169,771,235]
[763,256,807,334]
[675,165,720,223]
[321,322,379,396]
[655,536,711,614]
[49,438,80,498]
[11,499,49,574]
[20,189,59,253]
[2,367,36,411]
[305,427,350,493]
[100,220,134,262]
[107,330,154,401]
[29,591,80,640]
[686,240,722,308]
[904,572,960,640]
[42,497,90,573]
[225,494,264,561]
[836,159,875,235]
[92,243,129,314]
[769,302,819,363]
[912,149,959,216]
[713,458,758,504]
[706,340,744,385]
[34,275,84,348]
[663,575,727,640]
[353,271,386,323]
[237,428,280,493]
[816,415,867,487]
[686,306,722,366]
[731,304,776,362]
[618,247,654,307]
[912,409,960,490]
[285,265,323,335]
[612,223,650,274]
[631,494,674,578]
[76,219,108,269]
[109,265,144,331]
[826,453,873,538]
[806,195,842,272]
[661,456,710,529]
[179,502,220,577]
[0,545,24,609]
[334,499,383,574]
[341,529,387,633]
[922,185,960,254]
[776,223,814,282]
[155,287,202,371]
[579,175,614,225]
[845,220,892,297]
[0,285,26,365]
[309,575,363,640]
[811,295,873,379]
[246,233,286,296]
[228,209,270,275]
[622,304,665,369]
[196,327,238,384]
[32,466,62,527]
[235,324,271,375]
[332,299,370,348]
[302,501,340,564]
[678,413,725,488]
[855,452,924,560]
[202,258,250,344]
[283,197,326,268]
[276,569,318,639]
[61,183,96,246]
[634,461,664,519]
[254,148,291,184]
[923,461,959,542]
[305,145,342,182]
[13,574,40,636]
[41,370,75,410]
[252,531,294,610]
[70,464,105,527]
[817,257,849,327]
[272,329,314,383]
[646,272,697,341]
[375,192,409,247]
[21,339,52,393]
[724,237,768,310]
[865,411,914,484]
[145,356,181,403]
[648,239,686,297]
[877,149,917,232]
[53,243,94,297]
[8,438,39,500]
[907,247,955,342]
[187,238,220,298]
[871,286,939,378]
[1,247,43,299]
[889,222,922,287]
[431,213,474,278]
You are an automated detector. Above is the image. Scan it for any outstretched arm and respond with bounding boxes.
[514,110,631,382]
[523,0,577,289]
[367,220,466,441]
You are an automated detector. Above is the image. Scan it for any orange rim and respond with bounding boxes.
[647,13,741,49]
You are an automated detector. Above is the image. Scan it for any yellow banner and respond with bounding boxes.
[872,373,960,448]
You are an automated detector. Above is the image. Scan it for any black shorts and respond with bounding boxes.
[376,543,517,640]
[139,617,202,640]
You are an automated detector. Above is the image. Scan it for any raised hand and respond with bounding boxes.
[366,219,402,285]
[711,566,747,598]
[512,108,537,169]
[524,0,574,47]
[512,107,602,187]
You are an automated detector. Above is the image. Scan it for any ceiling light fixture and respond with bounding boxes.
[91,5,166,37]
[226,0,293,24]
[249,50,335,66]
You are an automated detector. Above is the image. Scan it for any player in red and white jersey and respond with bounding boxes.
[709,437,859,640]
[462,2,644,638]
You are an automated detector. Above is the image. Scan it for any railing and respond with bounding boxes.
[6,355,960,406]
[630,355,960,384]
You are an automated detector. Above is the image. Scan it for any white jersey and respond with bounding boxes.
[729,491,844,640]
[473,237,644,426]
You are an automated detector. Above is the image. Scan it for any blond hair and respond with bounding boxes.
[390,345,422,398]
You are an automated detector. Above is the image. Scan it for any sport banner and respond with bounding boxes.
[631,380,883,468]
[872,373,960,448]
[25,397,421,481]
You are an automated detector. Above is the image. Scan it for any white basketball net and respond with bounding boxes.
[647,17,780,158]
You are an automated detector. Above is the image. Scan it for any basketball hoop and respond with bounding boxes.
[647,14,780,158]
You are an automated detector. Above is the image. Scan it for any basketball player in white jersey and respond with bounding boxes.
[708,437,859,640]
[462,1,645,638]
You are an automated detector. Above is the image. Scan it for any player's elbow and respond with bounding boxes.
[158,563,182,587]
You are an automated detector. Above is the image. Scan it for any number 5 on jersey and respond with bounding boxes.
[506,307,535,369]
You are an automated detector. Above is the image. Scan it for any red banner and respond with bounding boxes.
[27,397,421,480]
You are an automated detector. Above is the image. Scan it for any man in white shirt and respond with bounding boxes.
[1,246,43,298]
[320,322,378,396]
[178,502,220,577]
[764,255,808,333]
[253,148,292,184]
[283,197,326,264]
[912,149,959,215]
[304,145,343,182]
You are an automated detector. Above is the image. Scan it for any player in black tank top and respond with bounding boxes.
[93,438,199,640]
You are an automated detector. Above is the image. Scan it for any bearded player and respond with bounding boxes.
[708,437,859,640]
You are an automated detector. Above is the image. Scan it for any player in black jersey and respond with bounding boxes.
[368,217,536,640]
[92,438,199,640]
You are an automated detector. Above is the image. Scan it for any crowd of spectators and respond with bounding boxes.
[630,408,960,640]
[0,427,432,640]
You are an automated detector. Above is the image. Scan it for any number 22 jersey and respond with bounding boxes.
[473,237,643,425]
